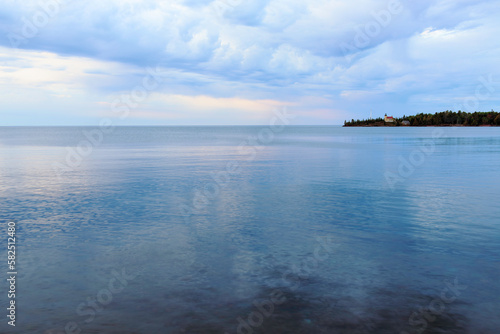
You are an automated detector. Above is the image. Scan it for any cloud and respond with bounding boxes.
[106,93,295,123]
[0,0,499,124]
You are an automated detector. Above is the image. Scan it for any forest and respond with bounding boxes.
[344,110,500,126]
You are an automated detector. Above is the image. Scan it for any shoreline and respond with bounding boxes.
[343,124,497,127]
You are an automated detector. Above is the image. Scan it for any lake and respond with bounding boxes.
[1,126,499,333]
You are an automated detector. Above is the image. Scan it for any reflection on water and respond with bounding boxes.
[1,126,499,333]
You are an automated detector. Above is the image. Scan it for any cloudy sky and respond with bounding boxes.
[1,0,499,125]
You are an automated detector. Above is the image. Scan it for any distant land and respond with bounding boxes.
[344,110,500,127]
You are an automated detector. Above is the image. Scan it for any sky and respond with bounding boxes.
[0,0,499,125]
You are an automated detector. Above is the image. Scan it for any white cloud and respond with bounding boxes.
[0,0,499,124]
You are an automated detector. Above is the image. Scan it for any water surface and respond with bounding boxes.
[1,126,499,333]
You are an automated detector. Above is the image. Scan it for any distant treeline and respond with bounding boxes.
[344,110,500,126]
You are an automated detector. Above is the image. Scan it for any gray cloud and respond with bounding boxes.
[1,0,499,124]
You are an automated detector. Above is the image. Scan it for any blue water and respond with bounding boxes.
[1,126,499,334]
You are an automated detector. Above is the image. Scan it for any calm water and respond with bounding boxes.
[1,126,499,334]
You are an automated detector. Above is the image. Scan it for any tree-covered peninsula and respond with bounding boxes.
[344,110,500,127]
